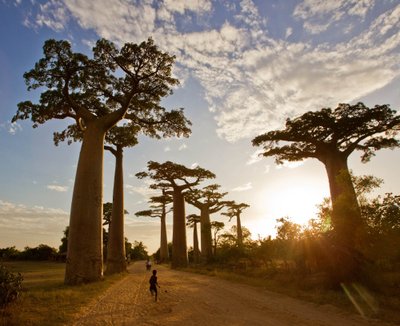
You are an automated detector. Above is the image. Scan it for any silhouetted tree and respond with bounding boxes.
[252,102,400,282]
[13,38,191,284]
[136,161,215,268]
[135,190,172,263]
[185,184,229,262]
[211,221,225,255]
[222,202,250,248]
[186,214,201,263]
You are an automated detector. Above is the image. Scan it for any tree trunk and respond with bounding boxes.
[65,124,105,285]
[237,214,243,248]
[200,206,213,262]
[171,189,188,268]
[323,153,365,282]
[193,222,200,263]
[105,147,126,275]
[159,206,169,263]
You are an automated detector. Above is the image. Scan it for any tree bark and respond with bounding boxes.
[65,123,105,285]
[105,147,127,274]
[159,206,169,263]
[323,153,365,282]
[171,189,188,268]
[200,206,213,262]
[193,222,200,263]
[236,214,243,248]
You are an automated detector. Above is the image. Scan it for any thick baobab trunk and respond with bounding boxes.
[324,153,365,282]
[200,207,213,262]
[172,189,188,268]
[65,124,105,285]
[236,214,243,248]
[193,222,200,263]
[106,147,126,275]
[160,207,169,263]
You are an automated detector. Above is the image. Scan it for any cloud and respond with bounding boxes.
[0,199,69,249]
[276,161,305,169]
[293,0,375,34]
[246,149,264,165]
[47,185,68,192]
[231,182,252,192]
[125,183,158,198]
[164,146,171,152]
[0,121,22,135]
[178,143,187,151]
[22,1,400,143]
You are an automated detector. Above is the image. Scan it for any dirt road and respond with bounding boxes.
[71,262,388,326]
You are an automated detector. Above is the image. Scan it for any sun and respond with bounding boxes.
[256,179,329,227]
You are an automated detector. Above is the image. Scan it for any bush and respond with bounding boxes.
[0,264,23,307]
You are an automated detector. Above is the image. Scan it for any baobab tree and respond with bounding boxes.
[211,221,225,255]
[186,214,201,263]
[136,161,215,268]
[135,190,172,263]
[222,202,250,248]
[103,125,137,274]
[252,102,400,282]
[185,184,229,262]
[13,38,191,284]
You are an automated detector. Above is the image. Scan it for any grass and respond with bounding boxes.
[0,261,127,326]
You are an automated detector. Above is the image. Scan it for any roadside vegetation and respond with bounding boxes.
[0,261,126,325]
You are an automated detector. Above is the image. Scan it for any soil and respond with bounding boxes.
[70,262,392,326]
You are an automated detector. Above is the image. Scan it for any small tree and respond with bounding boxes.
[253,102,400,282]
[135,190,172,263]
[185,184,229,262]
[211,221,225,255]
[222,202,250,248]
[186,214,201,263]
[136,161,215,268]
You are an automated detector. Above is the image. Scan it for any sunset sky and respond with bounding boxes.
[0,0,399,253]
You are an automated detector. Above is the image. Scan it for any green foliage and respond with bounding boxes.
[252,102,400,164]
[0,247,20,260]
[128,241,148,260]
[0,264,23,307]
[19,245,57,261]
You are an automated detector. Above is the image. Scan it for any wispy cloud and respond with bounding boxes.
[22,0,400,143]
[47,185,68,192]
[0,121,22,135]
[0,199,69,248]
[246,149,264,165]
[178,143,187,151]
[232,182,252,192]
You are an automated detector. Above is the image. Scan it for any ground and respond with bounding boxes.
[71,261,390,326]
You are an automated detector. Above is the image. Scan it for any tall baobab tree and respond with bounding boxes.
[186,214,201,263]
[103,125,137,274]
[185,184,229,262]
[252,102,400,282]
[135,190,172,263]
[136,161,215,268]
[13,38,191,284]
[222,202,250,248]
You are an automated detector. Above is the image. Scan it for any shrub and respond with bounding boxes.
[0,264,23,307]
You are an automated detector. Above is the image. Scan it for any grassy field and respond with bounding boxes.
[0,261,127,326]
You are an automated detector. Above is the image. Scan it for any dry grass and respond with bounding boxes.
[0,261,126,326]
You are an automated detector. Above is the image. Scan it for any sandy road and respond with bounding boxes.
[71,262,389,326]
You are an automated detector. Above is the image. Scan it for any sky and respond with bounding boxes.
[0,0,399,254]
